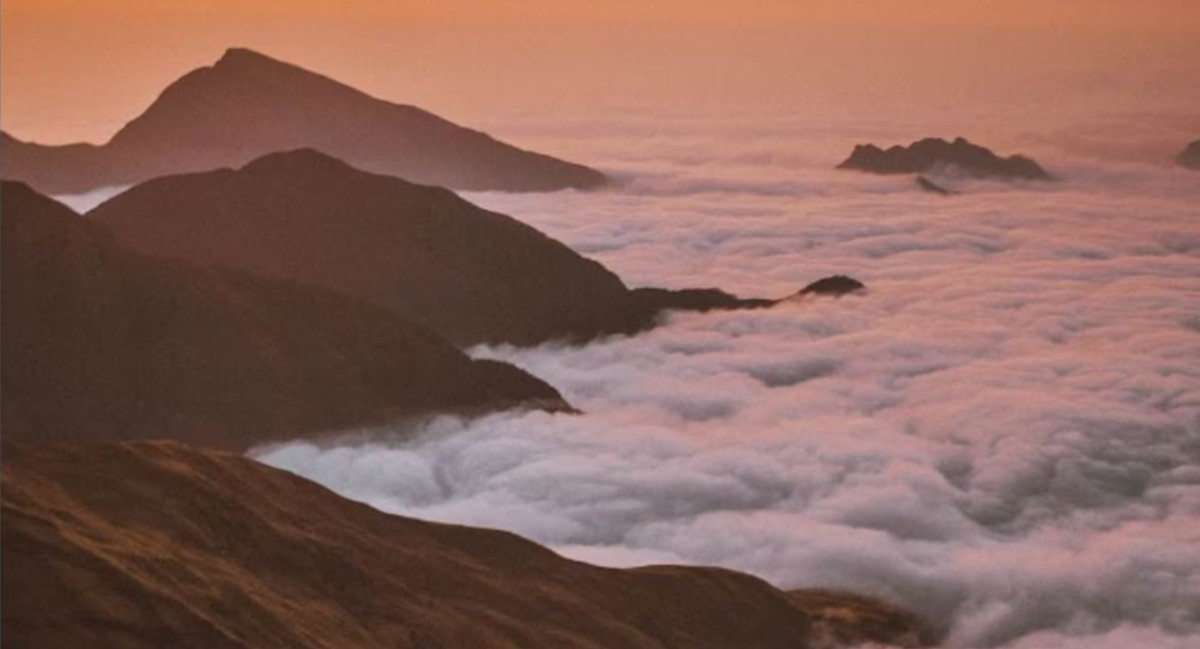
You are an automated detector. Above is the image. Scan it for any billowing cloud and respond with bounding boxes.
[253,119,1200,648]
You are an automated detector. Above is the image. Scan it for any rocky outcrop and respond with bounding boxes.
[797,275,866,297]
[2,181,568,451]
[1176,140,1200,170]
[88,149,777,347]
[838,137,1051,180]
[2,439,935,649]
[0,48,605,195]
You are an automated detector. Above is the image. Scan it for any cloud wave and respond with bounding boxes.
[256,119,1200,648]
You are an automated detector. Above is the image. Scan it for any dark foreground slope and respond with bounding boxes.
[89,150,772,347]
[2,182,567,450]
[1,439,934,649]
[789,590,938,648]
[838,137,1051,180]
[0,48,605,195]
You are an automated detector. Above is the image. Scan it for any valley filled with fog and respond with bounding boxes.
[255,115,1200,649]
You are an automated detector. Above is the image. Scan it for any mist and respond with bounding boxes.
[255,116,1200,648]
[54,184,131,213]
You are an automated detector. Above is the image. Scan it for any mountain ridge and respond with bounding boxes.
[0,47,606,194]
[2,180,569,450]
[838,137,1051,180]
[88,148,780,347]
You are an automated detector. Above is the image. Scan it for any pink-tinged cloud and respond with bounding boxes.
[256,116,1200,647]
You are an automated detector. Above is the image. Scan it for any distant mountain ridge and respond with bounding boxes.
[2,181,569,450]
[838,137,1051,180]
[89,149,779,347]
[0,48,606,194]
[1177,139,1200,170]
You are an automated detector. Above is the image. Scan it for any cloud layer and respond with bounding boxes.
[255,119,1200,648]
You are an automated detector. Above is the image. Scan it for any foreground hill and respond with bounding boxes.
[0,48,605,195]
[2,181,567,450]
[1,439,934,649]
[89,149,773,347]
[838,137,1051,180]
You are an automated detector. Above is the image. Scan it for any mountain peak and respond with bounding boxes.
[214,47,279,68]
[1,49,608,194]
[240,148,355,174]
[234,149,440,192]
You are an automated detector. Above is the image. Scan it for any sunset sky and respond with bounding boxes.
[3,0,1199,144]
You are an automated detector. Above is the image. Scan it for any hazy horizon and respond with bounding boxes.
[4,0,1199,164]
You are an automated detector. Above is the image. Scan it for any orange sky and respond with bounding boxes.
[4,0,1199,144]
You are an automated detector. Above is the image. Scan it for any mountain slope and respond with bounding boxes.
[2,181,568,450]
[88,149,773,347]
[0,48,605,194]
[1,439,933,649]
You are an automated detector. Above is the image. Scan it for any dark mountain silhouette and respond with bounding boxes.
[631,287,776,314]
[2,438,936,649]
[2,181,569,451]
[915,175,954,195]
[89,149,778,347]
[838,137,1051,180]
[1176,139,1200,170]
[796,275,866,297]
[0,48,605,195]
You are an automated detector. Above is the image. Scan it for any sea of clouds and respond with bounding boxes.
[254,115,1200,648]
